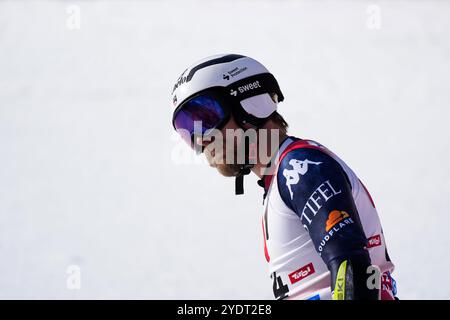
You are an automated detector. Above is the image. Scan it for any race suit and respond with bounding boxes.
[258,136,397,300]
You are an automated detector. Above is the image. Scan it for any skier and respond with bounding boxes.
[170,54,397,300]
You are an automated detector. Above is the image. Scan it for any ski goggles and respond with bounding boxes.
[172,91,231,149]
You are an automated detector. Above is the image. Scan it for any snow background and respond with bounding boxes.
[0,0,449,299]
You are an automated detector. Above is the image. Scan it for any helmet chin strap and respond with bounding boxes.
[235,137,254,195]
[235,164,253,195]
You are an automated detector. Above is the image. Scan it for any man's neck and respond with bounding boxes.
[251,130,288,179]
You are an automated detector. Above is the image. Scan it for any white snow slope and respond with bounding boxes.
[0,0,449,299]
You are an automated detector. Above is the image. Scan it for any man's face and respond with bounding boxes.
[196,116,245,177]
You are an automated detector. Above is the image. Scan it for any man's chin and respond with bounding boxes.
[214,164,241,177]
[205,154,242,177]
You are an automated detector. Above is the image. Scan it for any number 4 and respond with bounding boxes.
[272,272,289,299]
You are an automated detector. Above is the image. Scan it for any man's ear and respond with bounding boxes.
[270,93,279,103]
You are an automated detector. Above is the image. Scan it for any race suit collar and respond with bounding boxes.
[257,136,299,198]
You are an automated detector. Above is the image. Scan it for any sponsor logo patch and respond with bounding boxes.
[325,210,350,232]
[288,263,315,285]
[300,180,342,228]
[317,210,354,255]
[367,234,382,248]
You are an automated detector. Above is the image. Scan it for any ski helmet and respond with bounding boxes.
[171,53,284,194]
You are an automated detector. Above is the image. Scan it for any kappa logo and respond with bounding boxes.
[325,210,350,232]
[283,159,322,199]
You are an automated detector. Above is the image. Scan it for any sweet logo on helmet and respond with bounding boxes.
[239,80,261,93]
[288,263,315,284]
[229,81,261,97]
[299,180,342,229]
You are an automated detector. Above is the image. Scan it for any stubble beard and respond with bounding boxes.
[204,146,243,177]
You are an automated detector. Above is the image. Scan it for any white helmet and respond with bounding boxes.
[171,53,284,130]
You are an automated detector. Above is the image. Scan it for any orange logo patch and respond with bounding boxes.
[325,210,350,232]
